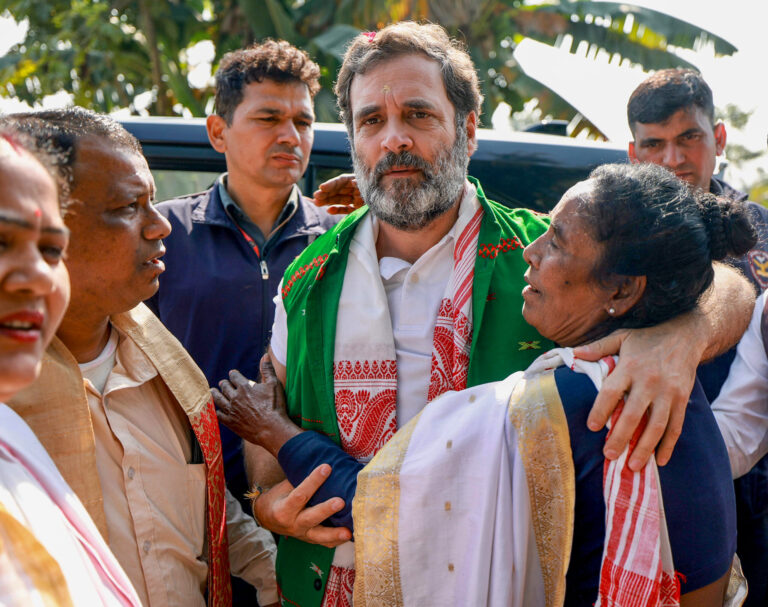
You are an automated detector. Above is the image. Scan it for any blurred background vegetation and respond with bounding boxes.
[1,0,766,202]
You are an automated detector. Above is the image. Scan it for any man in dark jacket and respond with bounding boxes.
[146,41,337,603]
[628,69,768,295]
[627,68,768,606]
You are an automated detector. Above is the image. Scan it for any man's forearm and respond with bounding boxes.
[244,441,287,490]
[224,489,278,605]
[577,262,758,470]
[698,263,756,362]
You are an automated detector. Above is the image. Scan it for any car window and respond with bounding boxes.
[304,166,350,194]
[152,169,220,202]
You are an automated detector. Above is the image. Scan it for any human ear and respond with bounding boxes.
[628,142,639,163]
[206,114,228,154]
[465,111,478,157]
[714,122,727,156]
[608,275,646,316]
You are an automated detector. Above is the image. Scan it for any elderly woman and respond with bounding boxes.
[0,128,141,605]
[219,163,752,606]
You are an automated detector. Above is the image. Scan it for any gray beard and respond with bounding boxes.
[352,127,469,231]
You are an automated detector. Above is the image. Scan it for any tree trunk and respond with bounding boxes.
[138,0,169,115]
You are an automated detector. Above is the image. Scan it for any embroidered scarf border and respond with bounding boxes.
[332,202,484,464]
[508,371,575,607]
[114,305,232,607]
[351,408,423,606]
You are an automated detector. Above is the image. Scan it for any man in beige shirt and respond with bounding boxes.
[6,108,278,607]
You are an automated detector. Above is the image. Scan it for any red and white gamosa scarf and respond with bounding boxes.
[528,349,680,607]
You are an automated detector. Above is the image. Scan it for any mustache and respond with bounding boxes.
[373,151,434,182]
[269,144,304,161]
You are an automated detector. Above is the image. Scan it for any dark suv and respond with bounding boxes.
[120,117,627,212]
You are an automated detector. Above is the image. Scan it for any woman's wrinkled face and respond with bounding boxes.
[522,180,613,346]
[0,146,70,401]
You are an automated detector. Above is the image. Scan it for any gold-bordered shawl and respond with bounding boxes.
[0,502,75,607]
[7,337,107,537]
[507,371,575,607]
[352,370,575,607]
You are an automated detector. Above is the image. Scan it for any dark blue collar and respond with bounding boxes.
[190,180,328,238]
[190,181,232,228]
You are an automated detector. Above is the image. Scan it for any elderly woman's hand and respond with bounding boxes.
[213,354,303,458]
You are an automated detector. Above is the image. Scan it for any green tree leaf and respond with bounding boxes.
[311,24,360,61]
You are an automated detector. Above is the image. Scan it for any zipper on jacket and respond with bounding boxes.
[260,260,269,280]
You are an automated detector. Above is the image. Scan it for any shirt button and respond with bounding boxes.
[127,467,135,480]
[143,540,151,554]
[410,274,419,284]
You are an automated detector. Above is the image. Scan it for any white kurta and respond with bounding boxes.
[270,183,481,427]
[270,183,483,602]
[711,289,768,478]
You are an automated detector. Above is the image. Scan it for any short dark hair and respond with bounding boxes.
[335,22,483,137]
[0,124,69,209]
[627,69,715,136]
[214,40,321,124]
[1,107,142,189]
[582,162,755,335]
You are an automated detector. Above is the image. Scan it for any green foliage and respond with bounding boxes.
[726,144,764,165]
[1,0,738,132]
[440,0,737,132]
[715,106,765,187]
[749,168,768,208]
[1,0,240,115]
[717,104,753,130]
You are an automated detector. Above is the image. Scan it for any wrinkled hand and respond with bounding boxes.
[574,323,701,471]
[253,464,352,547]
[312,173,364,215]
[213,355,301,457]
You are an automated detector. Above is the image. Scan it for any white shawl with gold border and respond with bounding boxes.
[352,365,574,606]
[352,349,746,607]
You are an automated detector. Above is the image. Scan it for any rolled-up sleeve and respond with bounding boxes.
[225,489,278,605]
[712,291,768,478]
[278,432,363,533]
